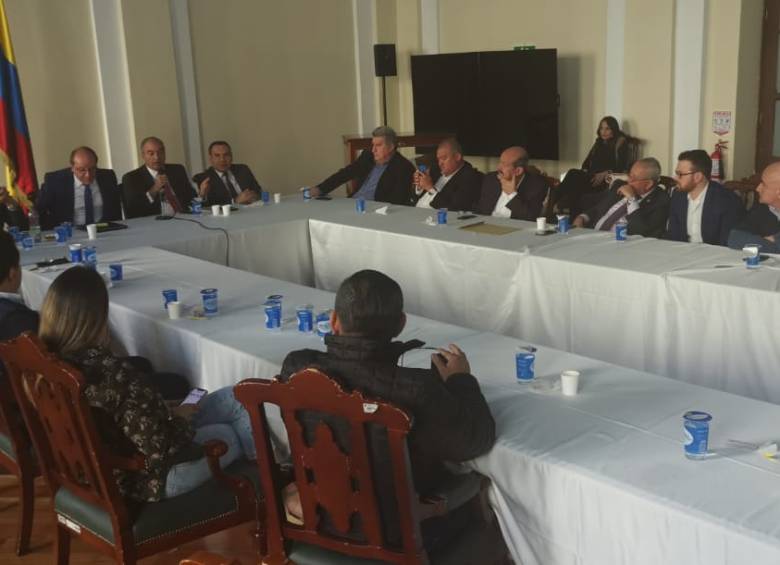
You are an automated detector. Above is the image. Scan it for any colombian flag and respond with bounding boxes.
[0,0,36,209]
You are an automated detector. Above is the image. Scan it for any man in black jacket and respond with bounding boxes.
[0,187,28,230]
[413,137,483,211]
[36,146,123,229]
[311,126,415,205]
[476,145,548,220]
[0,230,38,341]
[192,141,262,206]
[727,161,780,252]
[279,269,496,550]
[573,157,671,238]
[122,136,195,218]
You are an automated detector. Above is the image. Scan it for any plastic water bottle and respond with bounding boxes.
[27,208,41,243]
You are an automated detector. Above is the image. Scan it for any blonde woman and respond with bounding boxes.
[39,266,255,501]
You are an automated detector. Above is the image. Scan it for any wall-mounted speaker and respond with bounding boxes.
[374,44,397,77]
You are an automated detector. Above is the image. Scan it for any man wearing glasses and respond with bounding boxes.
[665,149,743,246]
[36,146,122,229]
[572,157,670,238]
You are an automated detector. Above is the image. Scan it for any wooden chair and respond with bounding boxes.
[234,369,509,565]
[0,368,39,555]
[0,333,263,565]
[725,175,761,211]
[180,550,242,565]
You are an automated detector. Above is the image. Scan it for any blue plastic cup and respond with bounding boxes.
[437,208,448,225]
[743,245,760,269]
[615,220,628,241]
[302,188,311,201]
[201,288,218,316]
[296,305,314,333]
[515,350,535,383]
[54,225,68,244]
[162,289,178,309]
[62,221,73,238]
[8,226,19,240]
[557,215,570,234]
[68,243,83,263]
[316,311,332,340]
[264,300,282,330]
[191,198,203,215]
[21,234,33,250]
[261,191,270,204]
[82,246,97,270]
[109,263,123,282]
[683,411,712,459]
[356,198,366,214]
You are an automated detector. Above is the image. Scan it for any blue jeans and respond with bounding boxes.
[164,387,256,498]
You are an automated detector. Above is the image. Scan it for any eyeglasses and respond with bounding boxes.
[674,171,697,177]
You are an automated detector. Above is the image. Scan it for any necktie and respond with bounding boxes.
[83,184,95,225]
[223,173,238,198]
[598,199,629,231]
[161,179,181,213]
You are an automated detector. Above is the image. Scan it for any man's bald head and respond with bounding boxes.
[497,146,529,183]
[70,146,98,186]
[757,161,780,208]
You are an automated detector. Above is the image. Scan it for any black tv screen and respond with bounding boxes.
[411,49,559,159]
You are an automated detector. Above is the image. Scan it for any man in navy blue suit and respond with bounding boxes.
[727,161,780,252]
[665,149,743,246]
[36,146,122,230]
[0,230,38,341]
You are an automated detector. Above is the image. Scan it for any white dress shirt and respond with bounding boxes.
[72,175,103,225]
[686,183,709,243]
[220,170,240,203]
[415,167,460,209]
[491,190,518,218]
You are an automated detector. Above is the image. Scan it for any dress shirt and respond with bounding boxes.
[491,190,518,218]
[0,291,23,304]
[72,175,103,225]
[593,188,653,230]
[145,166,174,215]
[686,183,709,243]
[353,162,389,201]
[770,206,780,222]
[415,167,460,209]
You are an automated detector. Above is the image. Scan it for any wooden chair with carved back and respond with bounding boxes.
[0,333,263,565]
[0,363,39,555]
[235,368,509,565]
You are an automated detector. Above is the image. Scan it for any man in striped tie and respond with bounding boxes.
[572,157,671,239]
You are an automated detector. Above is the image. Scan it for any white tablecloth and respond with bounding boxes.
[20,247,780,564]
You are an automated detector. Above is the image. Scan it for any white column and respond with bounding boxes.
[352,0,378,134]
[169,0,203,174]
[605,0,625,120]
[672,0,706,160]
[420,0,439,54]
[88,0,136,177]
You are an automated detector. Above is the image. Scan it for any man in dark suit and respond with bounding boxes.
[573,157,670,238]
[727,161,780,252]
[475,146,547,220]
[413,138,483,211]
[192,141,262,206]
[122,136,195,218]
[665,149,744,246]
[36,146,122,229]
[0,187,28,230]
[0,231,38,341]
[311,126,415,205]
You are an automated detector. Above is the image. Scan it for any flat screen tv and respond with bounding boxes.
[411,49,559,159]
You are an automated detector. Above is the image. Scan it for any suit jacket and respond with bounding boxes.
[318,149,415,206]
[583,182,671,238]
[36,168,122,229]
[413,161,484,211]
[122,163,194,218]
[0,297,39,341]
[665,181,744,246]
[726,203,780,252]
[192,164,262,206]
[0,203,28,230]
[475,171,547,220]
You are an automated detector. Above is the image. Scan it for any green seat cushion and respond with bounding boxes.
[0,431,14,460]
[54,459,260,545]
[288,542,390,565]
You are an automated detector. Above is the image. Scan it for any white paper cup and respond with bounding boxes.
[86,224,98,240]
[168,301,181,320]
[536,217,547,231]
[561,370,580,396]
[273,192,282,204]
[221,204,232,217]
[211,204,221,216]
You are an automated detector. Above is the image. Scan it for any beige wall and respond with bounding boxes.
[188,0,359,192]
[5,0,106,179]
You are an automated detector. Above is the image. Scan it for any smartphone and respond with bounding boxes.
[315,196,332,201]
[35,257,70,268]
[457,214,477,220]
[180,387,208,406]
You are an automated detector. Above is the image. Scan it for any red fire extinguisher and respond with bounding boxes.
[711,140,728,181]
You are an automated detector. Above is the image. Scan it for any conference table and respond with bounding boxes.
[18,197,780,404]
[19,244,780,565]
